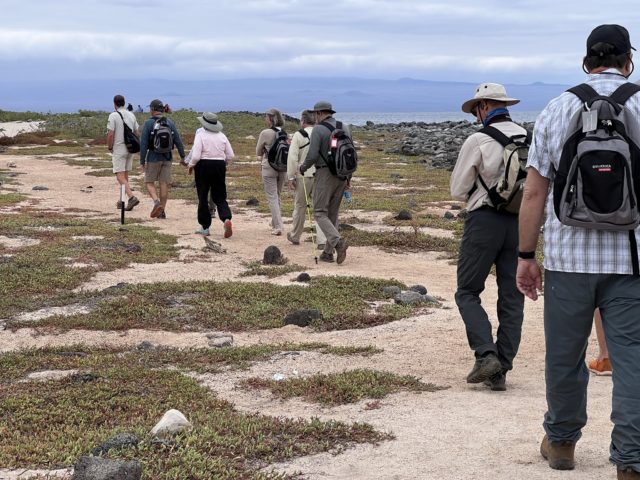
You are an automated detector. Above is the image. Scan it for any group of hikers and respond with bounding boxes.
[106,99,353,264]
[105,23,640,478]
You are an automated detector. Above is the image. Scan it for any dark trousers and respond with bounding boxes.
[454,208,524,371]
[194,160,231,229]
[544,270,640,471]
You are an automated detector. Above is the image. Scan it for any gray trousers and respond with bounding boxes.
[455,208,524,371]
[312,168,346,253]
[261,164,286,231]
[290,175,326,245]
[544,270,640,471]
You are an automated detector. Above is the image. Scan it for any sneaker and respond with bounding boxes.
[317,243,325,251]
[618,467,640,479]
[588,357,612,376]
[540,434,576,470]
[287,232,300,245]
[271,229,282,236]
[466,353,502,383]
[125,196,140,211]
[116,200,124,209]
[319,252,334,263]
[483,371,506,391]
[224,220,233,238]
[335,238,349,264]
[158,210,166,219]
[150,200,163,218]
[195,228,210,236]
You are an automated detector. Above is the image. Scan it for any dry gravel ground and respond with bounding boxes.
[0,150,618,479]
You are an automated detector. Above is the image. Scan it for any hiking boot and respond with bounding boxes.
[195,228,210,236]
[125,196,140,211]
[319,252,334,263]
[540,434,576,470]
[483,371,506,391]
[335,238,349,264]
[158,210,166,219]
[150,200,163,218]
[271,229,282,236]
[618,467,640,479]
[224,220,233,238]
[466,353,502,383]
[317,243,325,251]
[287,232,299,245]
[588,357,612,376]
[116,200,125,209]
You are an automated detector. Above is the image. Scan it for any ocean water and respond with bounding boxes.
[313,111,541,126]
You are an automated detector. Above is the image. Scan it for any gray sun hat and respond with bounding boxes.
[197,112,223,132]
[461,83,520,114]
[310,100,336,114]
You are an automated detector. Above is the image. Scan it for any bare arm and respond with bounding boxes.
[516,167,549,300]
[107,130,115,151]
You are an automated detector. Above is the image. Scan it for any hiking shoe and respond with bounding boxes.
[150,200,163,218]
[125,196,140,211]
[317,243,325,251]
[195,228,210,236]
[466,353,502,383]
[319,252,334,263]
[158,210,166,219]
[287,232,299,245]
[335,238,348,264]
[116,200,125,209]
[483,371,506,391]
[271,229,282,236]
[224,220,233,238]
[618,467,640,479]
[588,357,612,376]
[540,435,576,470]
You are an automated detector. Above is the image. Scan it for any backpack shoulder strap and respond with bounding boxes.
[298,128,309,138]
[567,83,600,104]
[479,125,510,147]
[610,82,640,105]
[320,121,335,133]
[336,121,343,130]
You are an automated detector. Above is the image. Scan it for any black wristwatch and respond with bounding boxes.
[518,250,536,259]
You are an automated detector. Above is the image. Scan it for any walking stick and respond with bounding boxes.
[120,184,126,225]
[302,177,318,265]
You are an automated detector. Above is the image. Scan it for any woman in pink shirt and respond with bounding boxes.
[186,112,234,238]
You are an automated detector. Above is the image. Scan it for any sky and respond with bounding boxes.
[2,0,640,85]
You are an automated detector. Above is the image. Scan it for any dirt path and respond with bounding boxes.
[0,154,616,479]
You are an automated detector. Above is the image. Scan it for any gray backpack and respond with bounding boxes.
[554,82,640,273]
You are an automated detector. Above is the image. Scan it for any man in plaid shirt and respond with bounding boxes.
[517,24,640,479]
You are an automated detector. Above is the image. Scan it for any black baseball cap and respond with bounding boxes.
[587,24,635,55]
[149,99,164,111]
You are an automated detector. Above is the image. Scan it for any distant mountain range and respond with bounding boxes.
[0,77,570,113]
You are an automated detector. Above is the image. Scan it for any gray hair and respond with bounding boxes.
[266,108,284,127]
[300,109,316,126]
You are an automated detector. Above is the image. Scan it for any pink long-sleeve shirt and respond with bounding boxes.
[187,128,235,166]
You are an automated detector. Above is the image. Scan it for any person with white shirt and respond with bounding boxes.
[186,112,234,238]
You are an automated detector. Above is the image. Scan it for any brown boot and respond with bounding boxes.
[618,467,640,479]
[540,434,576,470]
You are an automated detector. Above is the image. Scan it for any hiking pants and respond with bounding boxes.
[262,164,286,231]
[455,207,524,371]
[312,167,346,254]
[194,160,231,230]
[290,175,326,246]
[544,270,640,471]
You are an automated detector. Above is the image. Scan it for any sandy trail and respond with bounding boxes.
[0,154,616,479]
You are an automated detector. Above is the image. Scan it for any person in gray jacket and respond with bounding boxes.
[299,101,350,264]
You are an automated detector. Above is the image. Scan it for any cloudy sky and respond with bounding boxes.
[2,0,640,86]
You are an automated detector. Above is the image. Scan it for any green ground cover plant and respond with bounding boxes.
[342,228,460,255]
[6,276,416,332]
[242,369,447,405]
[240,261,306,278]
[0,346,390,478]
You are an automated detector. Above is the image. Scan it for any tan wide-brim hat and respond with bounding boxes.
[197,112,223,132]
[461,83,520,114]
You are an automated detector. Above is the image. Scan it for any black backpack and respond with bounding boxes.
[320,121,358,179]
[150,117,174,154]
[477,125,531,214]
[116,111,140,154]
[554,82,640,273]
[267,127,289,172]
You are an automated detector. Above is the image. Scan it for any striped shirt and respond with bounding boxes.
[527,70,640,274]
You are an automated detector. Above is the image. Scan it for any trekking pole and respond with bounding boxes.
[120,184,126,225]
[302,177,318,264]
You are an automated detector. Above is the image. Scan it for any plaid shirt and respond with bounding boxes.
[528,71,640,274]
